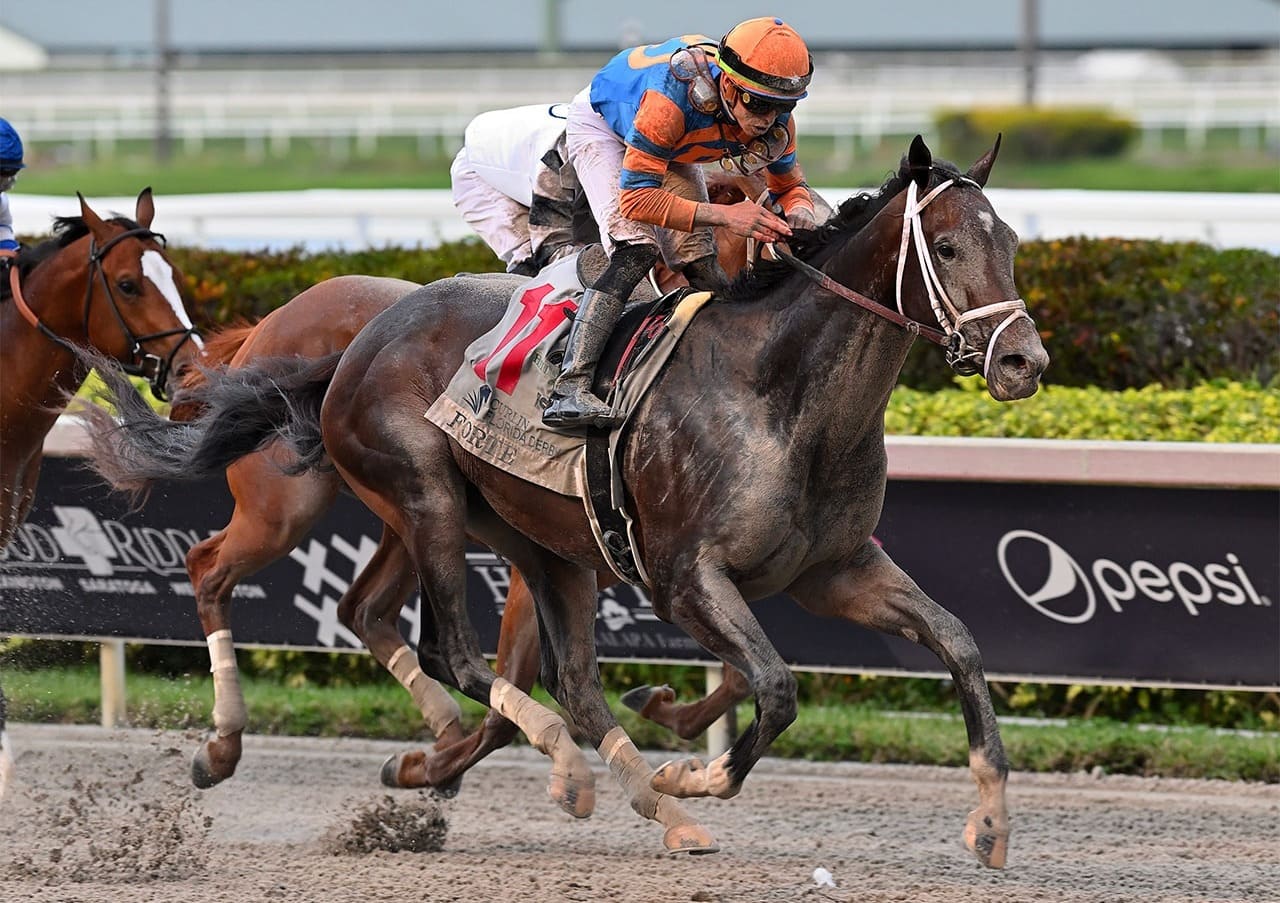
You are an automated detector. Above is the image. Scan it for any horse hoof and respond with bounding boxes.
[620,685,675,717]
[547,772,596,819]
[191,745,229,789]
[663,823,720,855]
[379,754,404,788]
[964,809,1010,869]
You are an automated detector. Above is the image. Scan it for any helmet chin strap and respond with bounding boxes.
[893,178,1031,379]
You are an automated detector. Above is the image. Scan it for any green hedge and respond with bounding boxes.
[900,237,1279,391]
[886,379,1280,443]
[936,106,1137,162]
[158,236,1280,393]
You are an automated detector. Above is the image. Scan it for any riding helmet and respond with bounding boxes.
[0,118,25,170]
[716,17,813,101]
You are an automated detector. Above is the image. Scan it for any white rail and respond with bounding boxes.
[13,188,1280,253]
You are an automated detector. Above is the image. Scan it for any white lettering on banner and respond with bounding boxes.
[0,507,267,599]
[997,529,1272,625]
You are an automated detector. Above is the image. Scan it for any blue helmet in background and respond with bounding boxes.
[0,118,25,170]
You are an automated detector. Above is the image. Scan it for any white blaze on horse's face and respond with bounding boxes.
[977,210,995,235]
[141,249,204,349]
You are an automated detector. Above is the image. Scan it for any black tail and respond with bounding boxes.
[74,349,342,500]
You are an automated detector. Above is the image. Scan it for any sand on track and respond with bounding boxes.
[0,723,1276,902]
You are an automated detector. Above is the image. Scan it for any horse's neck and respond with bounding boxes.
[757,224,916,447]
[17,246,92,340]
[1,250,88,432]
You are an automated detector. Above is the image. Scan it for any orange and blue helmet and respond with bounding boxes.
[716,17,813,102]
[0,118,24,171]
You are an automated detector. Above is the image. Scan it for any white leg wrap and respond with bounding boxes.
[207,629,247,738]
[0,731,13,803]
[489,677,566,754]
[387,645,461,738]
[599,726,697,828]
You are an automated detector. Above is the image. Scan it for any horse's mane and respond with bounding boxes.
[720,157,965,301]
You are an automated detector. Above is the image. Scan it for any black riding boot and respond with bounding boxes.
[542,287,626,428]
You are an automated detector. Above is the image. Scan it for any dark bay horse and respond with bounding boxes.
[162,170,817,792]
[0,188,202,801]
[76,136,1046,864]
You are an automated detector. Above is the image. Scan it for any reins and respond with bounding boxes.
[775,175,1033,377]
[2,228,198,398]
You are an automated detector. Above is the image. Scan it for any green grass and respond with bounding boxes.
[14,133,1278,197]
[7,666,1277,782]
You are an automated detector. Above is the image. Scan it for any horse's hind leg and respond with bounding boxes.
[188,451,339,789]
[383,567,541,793]
[621,665,750,741]
[790,541,1010,869]
[520,555,717,853]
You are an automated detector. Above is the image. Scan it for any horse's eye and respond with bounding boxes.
[935,242,956,260]
[117,278,140,295]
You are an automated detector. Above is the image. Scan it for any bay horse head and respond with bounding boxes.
[887,134,1048,400]
[11,188,202,399]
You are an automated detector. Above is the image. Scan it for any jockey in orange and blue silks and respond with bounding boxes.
[543,17,817,429]
[0,118,25,254]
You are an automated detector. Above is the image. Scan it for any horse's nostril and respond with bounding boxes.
[1000,354,1029,376]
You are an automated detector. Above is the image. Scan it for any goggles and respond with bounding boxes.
[733,83,796,116]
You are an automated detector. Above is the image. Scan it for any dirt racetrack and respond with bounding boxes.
[0,723,1276,902]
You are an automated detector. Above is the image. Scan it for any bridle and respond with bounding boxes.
[3,227,200,399]
[776,174,1032,379]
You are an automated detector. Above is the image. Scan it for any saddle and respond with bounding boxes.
[425,246,713,585]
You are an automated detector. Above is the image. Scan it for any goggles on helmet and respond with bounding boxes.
[732,82,796,116]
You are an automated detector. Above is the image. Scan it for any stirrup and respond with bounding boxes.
[542,390,616,429]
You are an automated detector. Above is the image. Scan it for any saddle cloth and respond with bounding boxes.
[425,248,713,579]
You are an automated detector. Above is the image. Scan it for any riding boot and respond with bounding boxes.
[680,253,731,295]
[542,287,626,429]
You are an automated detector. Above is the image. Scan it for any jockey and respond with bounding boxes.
[0,118,24,254]
[543,16,818,428]
[450,103,592,276]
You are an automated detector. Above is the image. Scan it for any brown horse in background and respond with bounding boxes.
[78,137,1047,864]
[167,170,813,792]
[0,188,201,802]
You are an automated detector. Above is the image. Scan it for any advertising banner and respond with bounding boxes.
[2,457,1276,688]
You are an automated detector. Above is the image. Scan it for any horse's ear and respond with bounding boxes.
[77,192,112,244]
[966,133,1002,188]
[135,187,156,230]
[906,134,932,190]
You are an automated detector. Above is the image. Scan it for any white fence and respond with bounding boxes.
[13,188,1280,253]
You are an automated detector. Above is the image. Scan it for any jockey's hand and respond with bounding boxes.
[787,206,819,232]
[717,199,792,243]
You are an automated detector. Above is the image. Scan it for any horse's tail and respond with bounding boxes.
[75,349,340,501]
[170,319,259,423]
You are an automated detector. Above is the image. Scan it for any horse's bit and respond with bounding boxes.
[893,177,1031,378]
[4,228,199,399]
[776,176,1032,379]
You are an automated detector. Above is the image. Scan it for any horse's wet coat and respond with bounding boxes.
[74,138,1045,865]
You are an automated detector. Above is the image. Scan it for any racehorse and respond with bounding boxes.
[159,168,820,792]
[0,188,202,802]
[76,136,1046,866]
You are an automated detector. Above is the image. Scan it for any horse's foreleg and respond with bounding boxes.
[646,561,796,804]
[389,568,542,794]
[523,559,716,853]
[0,452,43,803]
[620,665,750,740]
[792,542,1010,869]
